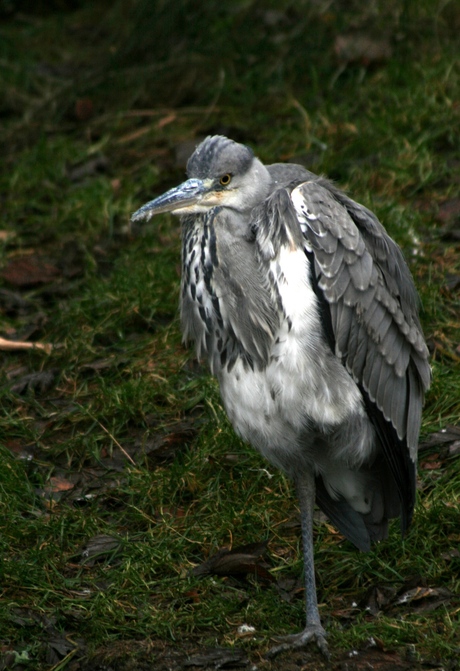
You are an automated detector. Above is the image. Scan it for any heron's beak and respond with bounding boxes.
[131,178,209,222]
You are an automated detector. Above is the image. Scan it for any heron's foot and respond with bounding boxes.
[264,624,329,660]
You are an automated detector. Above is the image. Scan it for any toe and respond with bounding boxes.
[265,625,329,659]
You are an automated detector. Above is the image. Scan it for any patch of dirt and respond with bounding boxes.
[14,638,451,671]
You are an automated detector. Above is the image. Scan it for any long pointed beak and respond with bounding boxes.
[131,178,208,222]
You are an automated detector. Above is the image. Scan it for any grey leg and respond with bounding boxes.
[265,469,329,659]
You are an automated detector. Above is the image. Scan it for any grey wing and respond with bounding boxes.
[290,179,431,526]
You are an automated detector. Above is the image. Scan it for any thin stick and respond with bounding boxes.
[0,337,52,353]
[96,419,137,466]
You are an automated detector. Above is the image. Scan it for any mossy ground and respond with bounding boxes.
[1,2,459,669]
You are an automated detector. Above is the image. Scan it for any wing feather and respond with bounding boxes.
[352,326,368,380]
[320,263,351,300]
[322,242,344,276]
[332,302,352,356]
[363,347,383,402]
[291,179,431,524]
[407,365,423,449]
[348,249,374,289]
[345,316,362,368]
[380,322,404,363]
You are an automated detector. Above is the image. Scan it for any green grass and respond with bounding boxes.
[1,1,459,668]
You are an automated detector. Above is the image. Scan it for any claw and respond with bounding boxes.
[264,625,330,660]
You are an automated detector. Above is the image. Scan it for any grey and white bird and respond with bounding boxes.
[132,135,431,657]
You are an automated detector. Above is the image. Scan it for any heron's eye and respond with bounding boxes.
[219,174,232,186]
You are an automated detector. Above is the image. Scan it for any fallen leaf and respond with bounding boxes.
[360,585,396,615]
[80,534,122,565]
[47,634,77,659]
[183,647,248,668]
[81,356,129,372]
[46,476,75,494]
[53,476,74,492]
[449,440,460,456]
[8,368,58,394]
[334,34,392,66]
[140,420,198,463]
[64,469,125,507]
[419,426,460,465]
[276,575,304,603]
[192,541,274,583]
[395,586,454,613]
[420,454,443,470]
[1,256,60,287]
[184,589,201,604]
[419,425,460,450]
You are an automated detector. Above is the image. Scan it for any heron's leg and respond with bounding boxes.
[265,469,329,659]
[297,470,326,633]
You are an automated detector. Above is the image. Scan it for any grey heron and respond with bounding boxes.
[132,135,431,657]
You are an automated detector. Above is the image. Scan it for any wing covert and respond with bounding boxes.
[290,180,431,458]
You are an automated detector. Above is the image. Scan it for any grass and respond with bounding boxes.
[1,1,459,669]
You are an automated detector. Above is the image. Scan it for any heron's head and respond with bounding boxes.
[131,136,271,223]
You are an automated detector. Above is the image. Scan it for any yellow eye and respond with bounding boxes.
[219,173,232,186]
